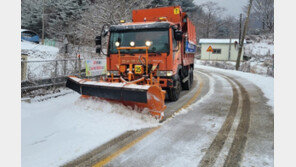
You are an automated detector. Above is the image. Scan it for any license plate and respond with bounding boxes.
[135,65,143,74]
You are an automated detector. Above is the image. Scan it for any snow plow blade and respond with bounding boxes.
[66,76,166,119]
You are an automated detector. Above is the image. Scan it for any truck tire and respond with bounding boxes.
[182,68,193,90]
[168,76,182,101]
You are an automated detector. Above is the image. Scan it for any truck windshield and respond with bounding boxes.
[109,29,169,54]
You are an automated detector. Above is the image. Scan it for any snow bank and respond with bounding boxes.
[195,64,274,109]
[22,93,159,167]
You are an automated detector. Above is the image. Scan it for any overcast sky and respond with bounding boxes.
[194,0,248,18]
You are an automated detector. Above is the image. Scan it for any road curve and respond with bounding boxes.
[62,68,274,167]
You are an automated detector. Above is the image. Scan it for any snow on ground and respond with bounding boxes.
[245,40,274,56]
[21,41,99,80]
[195,60,274,109]
[22,41,62,80]
[21,41,59,61]
[21,93,159,167]
[244,34,274,76]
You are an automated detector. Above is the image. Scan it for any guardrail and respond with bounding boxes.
[21,58,106,93]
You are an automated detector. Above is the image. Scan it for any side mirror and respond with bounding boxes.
[95,36,101,45]
[174,30,183,41]
[102,28,109,37]
[96,47,101,54]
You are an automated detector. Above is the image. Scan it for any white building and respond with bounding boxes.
[199,39,246,61]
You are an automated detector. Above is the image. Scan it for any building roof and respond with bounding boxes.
[199,38,246,44]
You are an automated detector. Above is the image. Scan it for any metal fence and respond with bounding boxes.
[21,58,106,92]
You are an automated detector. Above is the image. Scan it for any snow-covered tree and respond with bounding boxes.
[21,0,43,34]
[66,0,155,46]
[22,0,91,40]
[44,0,90,39]
[22,0,237,44]
[149,0,198,13]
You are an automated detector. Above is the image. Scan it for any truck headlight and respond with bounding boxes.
[157,71,174,77]
[130,41,135,47]
[166,71,173,76]
[115,41,120,47]
[145,41,152,47]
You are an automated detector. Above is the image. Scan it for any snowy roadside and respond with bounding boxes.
[195,61,274,110]
[196,35,274,77]
[21,41,61,80]
[21,41,59,61]
[21,93,159,167]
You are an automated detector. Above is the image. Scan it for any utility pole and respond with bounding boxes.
[41,0,45,45]
[228,26,232,61]
[239,13,242,42]
[206,13,210,38]
[236,0,253,70]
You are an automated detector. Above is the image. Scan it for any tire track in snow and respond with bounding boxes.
[198,75,240,167]
[196,70,251,167]
[222,76,251,167]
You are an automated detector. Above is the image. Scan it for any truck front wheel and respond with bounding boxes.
[182,67,193,90]
[168,76,182,101]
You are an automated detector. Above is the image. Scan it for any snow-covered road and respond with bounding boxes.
[92,69,273,167]
[21,67,274,167]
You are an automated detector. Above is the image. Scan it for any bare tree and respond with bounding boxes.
[252,0,274,32]
[214,16,240,38]
[194,1,225,38]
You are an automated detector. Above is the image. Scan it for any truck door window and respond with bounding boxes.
[172,30,177,49]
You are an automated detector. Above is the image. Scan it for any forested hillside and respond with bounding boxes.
[22,0,273,45]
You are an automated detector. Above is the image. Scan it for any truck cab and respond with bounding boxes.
[66,6,197,119]
[101,6,197,101]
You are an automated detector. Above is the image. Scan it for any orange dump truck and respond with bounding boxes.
[66,6,197,120]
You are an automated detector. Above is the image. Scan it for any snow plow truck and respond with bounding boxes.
[66,6,197,120]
